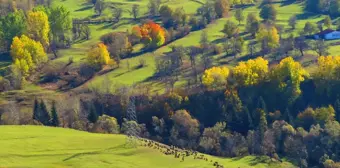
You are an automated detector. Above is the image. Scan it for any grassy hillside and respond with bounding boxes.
[0,126,296,168]
[47,0,339,94]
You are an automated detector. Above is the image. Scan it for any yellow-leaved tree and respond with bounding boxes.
[271,57,309,96]
[313,56,340,94]
[27,11,50,49]
[233,57,269,86]
[202,66,230,89]
[87,43,115,69]
[10,35,47,77]
[256,26,279,52]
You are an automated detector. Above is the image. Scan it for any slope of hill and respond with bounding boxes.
[0,126,296,168]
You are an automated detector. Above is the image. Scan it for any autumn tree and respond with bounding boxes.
[10,35,47,77]
[202,66,230,89]
[256,26,280,55]
[132,21,166,49]
[27,11,50,49]
[234,8,244,25]
[214,0,230,18]
[222,20,239,38]
[270,57,309,102]
[233,57,269,86]
[92,115,120,134]
[170,110,200,148]
[260,5,277,21]
[87,43,115,69]
[100,32,132,66]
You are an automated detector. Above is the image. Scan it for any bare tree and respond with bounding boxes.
[94,0,105,16]
[294,35,309,57]
[2,102,20,125]
[312,39,329,56]
[113,8,123,22]
[131,4,139,20]
[81,24,91,40]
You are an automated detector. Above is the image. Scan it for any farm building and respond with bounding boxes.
[314,29,340,40]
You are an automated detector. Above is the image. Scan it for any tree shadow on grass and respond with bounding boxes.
[75,5,93,12]
[296,12,321,20]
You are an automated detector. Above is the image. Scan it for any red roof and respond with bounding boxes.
[315,29,335,36]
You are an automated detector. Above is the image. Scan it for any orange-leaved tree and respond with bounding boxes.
[132,20,166,49]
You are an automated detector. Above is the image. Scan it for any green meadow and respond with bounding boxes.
[0,125,296,168]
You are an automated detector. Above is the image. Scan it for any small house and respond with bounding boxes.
[314,29,340,40]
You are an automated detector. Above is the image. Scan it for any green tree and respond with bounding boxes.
[260,5,277,21]
[234,8,244,25]
[246,13,260,37]
[222,20,238,38]
[214,0,230,18]
[334,98,340,122]
[50,100,59,127]
[324,15,332,29]
[258,109,267,142]
[33,98,40,122]
[49,6,72,44]
[88,104,99,123]
[303,22,318,35]
[39,100,51,125]
[288,15,297,29]
[159,5,174,28]
[0,10,26,51]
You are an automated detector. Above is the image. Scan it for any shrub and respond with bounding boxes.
[92,115,120,134]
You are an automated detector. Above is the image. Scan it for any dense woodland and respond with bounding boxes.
[1,0,340,168]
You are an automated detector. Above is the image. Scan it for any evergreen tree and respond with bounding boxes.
[258,109,267,142]
[284,108,295,126]
[245,107,254,129]
[88,104,99,123]
[33,98,40,121]
[334,98,340,122]
[257,96,267,113]
[39,100,51,125]
[50,100,59,127]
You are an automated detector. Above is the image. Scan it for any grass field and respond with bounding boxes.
[1,0,340,94]
[0,125,296,168]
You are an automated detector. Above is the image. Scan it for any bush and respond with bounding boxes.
[212,45,223,55]
[79,63,97,78]
[137,58,146,69]
[92,115,120,134]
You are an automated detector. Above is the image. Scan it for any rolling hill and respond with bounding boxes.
[0,126,296,168]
